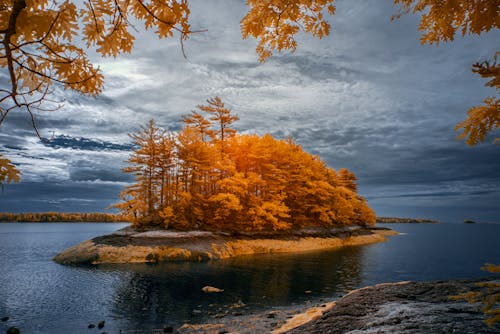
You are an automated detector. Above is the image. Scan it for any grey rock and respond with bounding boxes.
[285,280,500,334]
[6,327,20,334]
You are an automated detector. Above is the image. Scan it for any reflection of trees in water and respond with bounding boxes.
[105,246,367,329]
[214,246,366,304]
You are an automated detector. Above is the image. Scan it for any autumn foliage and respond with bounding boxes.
[115,97,375,230]
[0,154,20,191]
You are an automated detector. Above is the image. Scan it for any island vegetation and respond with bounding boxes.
[113,97,376,232]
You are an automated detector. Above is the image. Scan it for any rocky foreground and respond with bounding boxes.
[53,225,396,265]
[176,280,500,334]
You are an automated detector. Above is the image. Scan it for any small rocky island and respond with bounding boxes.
[54,225,396,265]
[56,110,396,265]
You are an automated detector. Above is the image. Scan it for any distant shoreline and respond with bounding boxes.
[376,217,439,224]
[0,221,128,223]
[0,212,125,223]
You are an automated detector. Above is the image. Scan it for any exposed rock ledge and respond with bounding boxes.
[176,280,500,334]
[280,280,500,334]
[53,226,396,265]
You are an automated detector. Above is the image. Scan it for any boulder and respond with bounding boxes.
[202,286,224,293]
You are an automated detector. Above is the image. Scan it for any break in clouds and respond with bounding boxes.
[0,0,499,222]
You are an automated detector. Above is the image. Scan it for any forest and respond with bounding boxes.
[114,97,376,231]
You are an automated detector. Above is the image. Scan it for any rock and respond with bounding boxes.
[283,280,500,334]
[229,300,246,308]
[53,227,393,265]
[163,325,174,333]
[192,309,202,316]
[97,320,105,329]
[1,317,9,322]
[267,313,276,319]
[88,324,95,329]
[6,327,20,334]
[202,286,224,293]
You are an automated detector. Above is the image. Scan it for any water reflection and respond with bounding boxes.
[102,246,366,328]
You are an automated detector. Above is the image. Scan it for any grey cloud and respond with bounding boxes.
[0,181,123,213]
[41,135,133,151]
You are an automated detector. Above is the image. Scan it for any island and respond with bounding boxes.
[54,102,397,265]
[376,217,440,224]
[53,225,396,265]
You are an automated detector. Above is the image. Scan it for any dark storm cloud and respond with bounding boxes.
[69,159,133,183]
[0,181,124,213]
[41,135,133,151]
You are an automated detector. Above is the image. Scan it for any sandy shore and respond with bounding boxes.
[53,226,396,265]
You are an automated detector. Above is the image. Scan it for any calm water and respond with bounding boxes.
[0,222,499,333]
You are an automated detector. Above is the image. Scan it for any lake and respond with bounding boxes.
[0,222,499,333]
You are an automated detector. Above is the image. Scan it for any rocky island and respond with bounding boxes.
[53,225,396,265]
[55,110,392,265]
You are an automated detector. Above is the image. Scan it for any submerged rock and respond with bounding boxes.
[97,320,105,329]
[1,317,8,322]
[6,327,20,334]
[162,325,174,333]
[202,286,224,293]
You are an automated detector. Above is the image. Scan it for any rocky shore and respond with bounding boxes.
[175,279,500,334]
[53,226,396,265]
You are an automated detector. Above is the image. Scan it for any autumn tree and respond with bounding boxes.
[196,96,239,146]
[115,97,376,230]
[114,119,167,226]
[0,154,20,191]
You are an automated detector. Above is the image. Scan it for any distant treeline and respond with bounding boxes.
[376,217,439,224]
[0,212,125,223]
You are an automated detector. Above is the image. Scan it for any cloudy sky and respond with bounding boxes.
[1,0,499,222]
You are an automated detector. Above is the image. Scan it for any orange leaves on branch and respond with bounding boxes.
[455,97,499,146]
[0,154,21,192]
[455,53,499,145]
[393,0,499,45]
[393,1,499,146]
[241,0,336,62]
[0,0,193,133]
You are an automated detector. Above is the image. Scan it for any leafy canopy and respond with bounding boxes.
[115,97,376,230]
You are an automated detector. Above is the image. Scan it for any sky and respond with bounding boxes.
[0,0,499,223]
